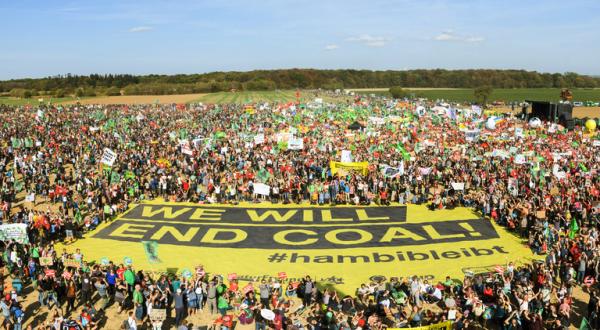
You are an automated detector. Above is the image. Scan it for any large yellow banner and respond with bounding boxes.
[330,161,369,175]
[62,201,534,293]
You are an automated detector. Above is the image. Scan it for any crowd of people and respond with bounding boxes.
[0,95,599,329]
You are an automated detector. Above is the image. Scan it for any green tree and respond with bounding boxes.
[105,87,121,96]
[54,89,66,98]
[23,90,33,98]
[75,88,85,98]
[389,86,409,99]
[9,88,26,98]
[474,86,493,105]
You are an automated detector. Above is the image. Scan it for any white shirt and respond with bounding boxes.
[128,317,137,330]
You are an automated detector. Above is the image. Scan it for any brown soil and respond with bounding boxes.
[59,94,205,105]
[494,106,600,119]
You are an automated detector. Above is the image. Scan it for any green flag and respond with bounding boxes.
[14,180,24,192]
[395,144,411,161]
[11,138,22,149]
[110,171,121,184]
[569,218,579,239]
[179,128,188,140]
[579,163,589,173]
[142,241,161,264]
[277,141,288,150]
[24,137,33,148]
[74,209,83,224]
[579,317,591,330]
[257,168,271,183]
[124,170,136,180]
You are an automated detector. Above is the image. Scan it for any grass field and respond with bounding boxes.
[189,90,299,103]
[360,88,600,102]
[4,88,600,106]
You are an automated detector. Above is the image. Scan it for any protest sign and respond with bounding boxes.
[381,165,403,178]
[242,284,254,295]
[40,257,53,266]
[181,142,193,156]
[451,182,465,191]
[514,154,526,165]
[287,137,304,150]
[150,309,167,322]
[341,150,353,162]
[254,183,271,196]
[64,258,81,269]
[0,223,29,244]
[254,134,265,145]
[100,148,117,167]
[368,117,385,125]
[330,162,369,175]
[514,127,524,138]
[465,130,480,142]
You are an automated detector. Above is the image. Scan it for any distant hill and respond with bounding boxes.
[1,69,599,97]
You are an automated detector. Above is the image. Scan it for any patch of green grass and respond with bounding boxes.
[189,90,301,104]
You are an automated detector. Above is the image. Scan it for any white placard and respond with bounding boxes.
[514,154,526,165]
[254,183,271,196]
[254,134,265,145]
[287,137,304,150]
[341,150,353,162]
[100,148,117,167]
[451,182,465,191]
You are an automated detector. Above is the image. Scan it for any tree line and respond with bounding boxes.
[1,69,599,97]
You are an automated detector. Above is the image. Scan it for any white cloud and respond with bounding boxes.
[347,34,390,47]
[129,26,153,33]
[434,30,484,43]
[324,44,339,51]
[465,36,485,43]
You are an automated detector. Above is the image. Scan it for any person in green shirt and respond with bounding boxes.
[133,284,145,321]
[217,291,231,316]
[444,276,454,288]
[124,267,136,292]
[30,245,40,260]
[171,276,181,292]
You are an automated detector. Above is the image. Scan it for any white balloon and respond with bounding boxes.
[529,117,542,128]
[485,118,496,130]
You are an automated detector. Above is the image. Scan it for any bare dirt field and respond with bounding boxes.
[495,106,600,119]
[59,93,205,105]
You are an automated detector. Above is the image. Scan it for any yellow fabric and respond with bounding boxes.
[330,161,369,175]
[60,201,535,293]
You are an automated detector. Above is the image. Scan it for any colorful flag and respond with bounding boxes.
[110,171,121,184]
[142,241,161,264]
[74,210,83,224]
[569,218,579,239]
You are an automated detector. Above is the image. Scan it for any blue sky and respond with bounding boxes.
[1,0,599,79]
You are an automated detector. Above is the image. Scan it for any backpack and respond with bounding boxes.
[13,308,23,319]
